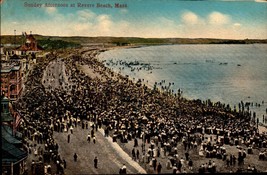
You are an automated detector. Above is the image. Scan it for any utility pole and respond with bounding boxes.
[14,29,16,45]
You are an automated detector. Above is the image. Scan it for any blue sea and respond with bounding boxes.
[98,44,267,124]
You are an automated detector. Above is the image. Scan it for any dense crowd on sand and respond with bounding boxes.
[14,47,267,174]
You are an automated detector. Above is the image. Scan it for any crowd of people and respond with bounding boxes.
[14,51,70,175]
[14,47,267,174]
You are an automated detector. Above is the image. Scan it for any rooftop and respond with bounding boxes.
[2,138,27,164]
[1,125,22,145]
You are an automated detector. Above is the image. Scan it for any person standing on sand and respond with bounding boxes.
[94,156,98,168]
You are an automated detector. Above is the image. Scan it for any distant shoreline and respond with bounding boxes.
[103,42,267,50]
[1,35,267,46]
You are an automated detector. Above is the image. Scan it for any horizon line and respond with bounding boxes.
[1,34,267,40]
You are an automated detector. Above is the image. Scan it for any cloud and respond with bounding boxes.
[176,11,251,39]
[97,14,110,22]
[255,0,267,2]
[95,15,113,34]
[181,11,199,25]
[208,12,230,25]
[73,23,90,32]
[1,8,266,39]
[44,7,57,14]
[181,11,231,26]
[120,9,128,14]
[77,10,96,21]
[234,23,242,27]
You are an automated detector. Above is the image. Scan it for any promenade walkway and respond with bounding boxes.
[53,123,147,174]
[46,57,146,174]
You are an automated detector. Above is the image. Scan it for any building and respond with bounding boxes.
[1,96,23,140]
[2,32,43,62]
[1,97,28,175]
[11,32,43,75]
[1,45,10,61]
[1,138,28,175]
[17,32,42,54]
[1,62,23,101]
[1,32,47,101]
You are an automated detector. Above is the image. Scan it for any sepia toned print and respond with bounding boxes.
[1,0,267,174]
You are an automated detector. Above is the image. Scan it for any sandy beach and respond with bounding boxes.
[16,47,267,175]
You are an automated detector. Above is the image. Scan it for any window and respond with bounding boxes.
[2,104,8,112]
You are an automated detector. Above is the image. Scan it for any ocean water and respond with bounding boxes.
[98,44,267,124]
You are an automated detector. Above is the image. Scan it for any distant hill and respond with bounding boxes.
[37,39,81,50]
[1,35,267,48]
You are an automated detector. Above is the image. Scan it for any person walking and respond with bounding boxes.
[132,148,136,160]
[157,162,162,174]
[93,136,96,144]
[121,164,127,174]
[68,134,70,143]
[136,149,140,160]
[134,138,138,147]
[87,134,91,143]
[188,159,193,170]
[63,159,66,169]
[152,157,157,171]
[74,153,78,162]
[70,126,73,134]
[94,156,98,168]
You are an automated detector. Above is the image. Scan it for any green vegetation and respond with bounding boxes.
[37,39,81,50]
[1,35,267,47]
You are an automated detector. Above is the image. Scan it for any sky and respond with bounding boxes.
[1,0,267,39]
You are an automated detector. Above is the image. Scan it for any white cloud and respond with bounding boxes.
[45,7,57,14]
[73,23,90,32]
[95,15,112,34]
[77,10,96,21]
[181,11,199,25]
[234,23,242,27]
[1,9,266,39]
[181,11,231,28]
[120,9,128,14]
[255,0,267,2]
[175,11,255,39]
[208,12,230,25]
[97,14,110,22]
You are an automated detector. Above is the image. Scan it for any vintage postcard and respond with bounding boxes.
[1,0,267,174]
